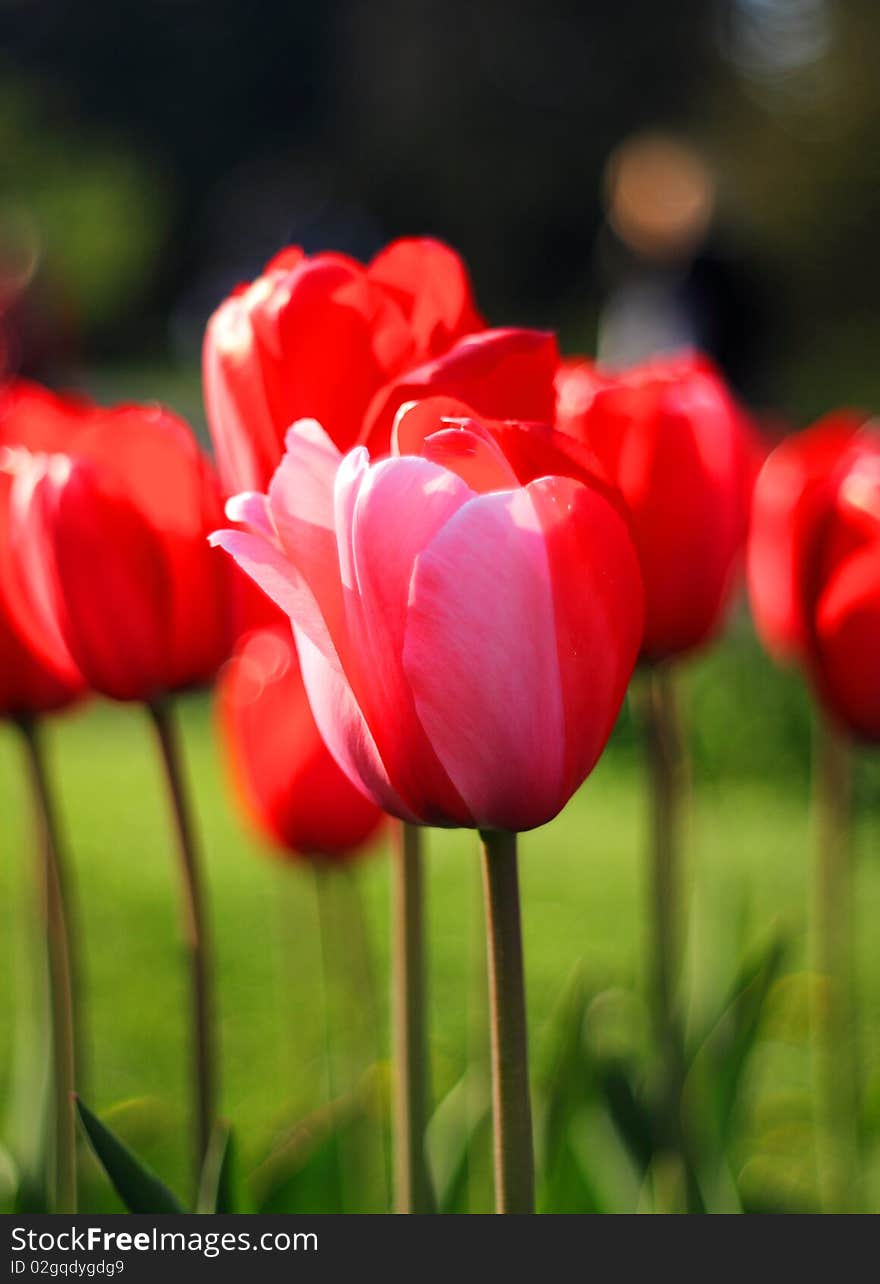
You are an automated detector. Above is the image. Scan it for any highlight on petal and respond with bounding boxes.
[403,484,566,832]
[346,454,474,824]
[295,626,416,822]
[367,237,483,360]
[225,491,275,538]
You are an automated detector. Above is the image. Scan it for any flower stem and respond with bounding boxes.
[811,714,863,1213]
[147,698,216,1180]
[312,866,346,1210]
[636,666,700,1212]
[17,716,77,1213]
[341,864,391,1211]
[479,828,534,1215]
[391,821,432,1213]
[641,667,684,1044]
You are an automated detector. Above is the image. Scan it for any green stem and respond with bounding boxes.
[641,667,684,1041]
[312,866,346,1209]
[636,666,700,1212]
[811,714,862,1213]
[18,717,77,1213]
[479,828,534,1215]
[467,846,489,1212]
[391,821,432,1213]
[341,864,391,1211]
[147,698,216,1181]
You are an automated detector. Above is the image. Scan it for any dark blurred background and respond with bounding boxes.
[2,0,880,421]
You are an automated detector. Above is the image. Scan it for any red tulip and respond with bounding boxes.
[210,408,643,832]
[556,353,753,661]
[203,237,483,493]
[0,379,94,452]
[0,382,85,716]
[0,468,82,717]
[218,625,383,859]
[748,414,880,740]
[203,237,561,495]
[10,401,236,702]
[746,411,866,661]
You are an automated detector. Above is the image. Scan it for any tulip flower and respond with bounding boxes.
[204,237,481,491]
[203,236,560,494]
[748,411,880,739]
[8,393,239,1182]
[747,412,868,661]
[211,412,642,831]
[212,407,643,1212]
[747,414,878,1212]
[556,353,753,661]
[218,624,383,859]
[10,404,235,701]
[807,445,880,742]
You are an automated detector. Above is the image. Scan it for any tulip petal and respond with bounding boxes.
[527,475,643,798]
[362,327,559,454]
[418,427,519,494]
[403,485,566,831]
[296,627,416,821]
[367,237,483,360]
[225,491,276,539]
[347,454,474,823]
[204,291,282,493]
[210,523,411,817]
[265,420,350,655]
[748,412,865,661]
[252,258,412,455]
[209,528,332,660]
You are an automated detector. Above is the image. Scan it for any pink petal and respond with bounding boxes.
[209,528,333,662]
[295,627,415,821]
[403,486,566,831]
[225,491,276,539]
[265,420,349,659]
[211,524,411,818]
[348,455,474,823]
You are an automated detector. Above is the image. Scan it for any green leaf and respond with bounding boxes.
[0,1144,20,1214]
[536,974,621,1212]
[253,1097,355,1214]
[426,1068,491,1214]
[692,935,787,1141]
[75,1098,184,1214]
[196,1123,250,1214]
[597,1060,655,1172]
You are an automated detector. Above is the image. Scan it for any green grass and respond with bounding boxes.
[1,638,878,1209]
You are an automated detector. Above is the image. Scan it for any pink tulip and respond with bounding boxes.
[210,412,643,833]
